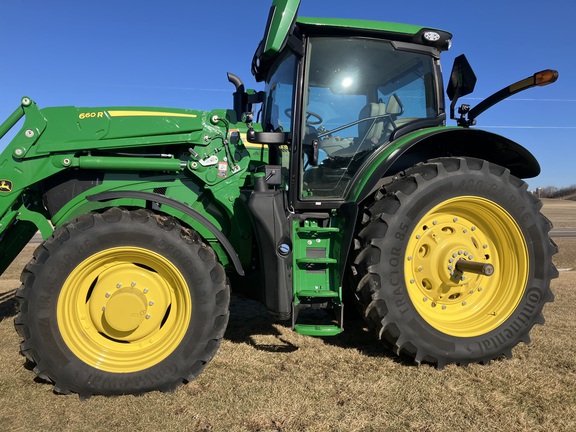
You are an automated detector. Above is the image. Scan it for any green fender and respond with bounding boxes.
[86,191,245,276]
[348,127,540,203]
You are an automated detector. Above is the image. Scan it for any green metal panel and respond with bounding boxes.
[263,0,301,58]
[296,16,425,35]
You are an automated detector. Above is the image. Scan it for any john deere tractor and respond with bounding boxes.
[0,0,559,396]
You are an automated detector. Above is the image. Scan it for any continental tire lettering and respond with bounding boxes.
[76,362,179,391]
[475,287,542,355]
[78,112,104,120]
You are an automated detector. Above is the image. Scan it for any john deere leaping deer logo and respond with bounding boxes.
[0,180,13,192]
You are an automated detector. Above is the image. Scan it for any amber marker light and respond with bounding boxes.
[535,69,559,86]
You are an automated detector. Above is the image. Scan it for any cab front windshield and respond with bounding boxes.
[301,37,439,199]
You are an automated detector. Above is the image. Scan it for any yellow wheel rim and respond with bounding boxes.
[405,197,528,337]
[57,247,191,373]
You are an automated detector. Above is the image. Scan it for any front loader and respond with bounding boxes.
[0,0,558,396]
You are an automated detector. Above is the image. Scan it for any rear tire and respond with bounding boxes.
[352,157,557,366]
[15,207,229,396]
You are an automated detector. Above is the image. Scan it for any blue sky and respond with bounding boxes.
[1,0,573,189]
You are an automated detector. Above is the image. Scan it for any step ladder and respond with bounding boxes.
[292,219,343,336]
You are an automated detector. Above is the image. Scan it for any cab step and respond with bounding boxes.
[295,257,338,266]
[295,226,340,234]
[296,289,339,298]
[294,324,343,336]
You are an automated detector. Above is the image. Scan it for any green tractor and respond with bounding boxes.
[0,0,559,396]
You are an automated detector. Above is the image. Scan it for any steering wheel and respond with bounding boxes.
[284,108,323,125]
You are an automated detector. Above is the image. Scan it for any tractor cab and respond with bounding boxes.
[249,0,452,210]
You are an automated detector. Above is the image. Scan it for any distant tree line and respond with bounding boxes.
[536,185,576,200]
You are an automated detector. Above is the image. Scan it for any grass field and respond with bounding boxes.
[0,200,575,432]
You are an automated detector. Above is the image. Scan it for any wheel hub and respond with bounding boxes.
[407,213,489,306]
[86,262,172,341]
[104,288,148,332]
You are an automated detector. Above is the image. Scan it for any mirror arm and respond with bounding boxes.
[467,69,558,123]
[246,128,289,145]
[449,90,459,121]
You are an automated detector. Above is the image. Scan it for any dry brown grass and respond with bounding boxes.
[0,200,575,432]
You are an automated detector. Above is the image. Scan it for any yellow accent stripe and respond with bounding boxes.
[242,142,288,151]
[107,110,197,118]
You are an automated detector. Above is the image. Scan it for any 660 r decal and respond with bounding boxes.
[78,112,104,120]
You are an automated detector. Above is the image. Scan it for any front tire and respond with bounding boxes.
[353,157,557,366]
[15,208,229,396]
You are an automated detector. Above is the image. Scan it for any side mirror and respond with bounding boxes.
[447,54,477,102]
[447,55,477,123]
